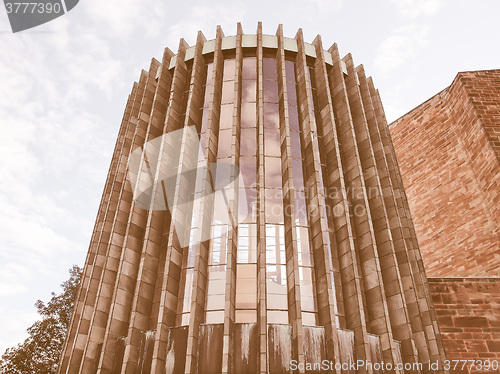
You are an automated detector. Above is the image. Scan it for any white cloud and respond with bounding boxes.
[0,264,31,281]
[0,310,39,352]
[374,24,430,77]
[83,0,148,35]
[389,0,441,17]
[0,283,28,297]
[166,3,246,47]
[307,0,343,10]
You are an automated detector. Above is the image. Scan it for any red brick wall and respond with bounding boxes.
[390,70,500,277]
[429,278,500,373]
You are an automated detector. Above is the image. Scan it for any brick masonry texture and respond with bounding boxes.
[429,278,500,374]
[390,70,500,277]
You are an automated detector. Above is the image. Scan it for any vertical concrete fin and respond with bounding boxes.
[310,35,344,373]
[276,23,306,372]
[256,21,268,374]
[355,63,419,367]
[326,42,371,370]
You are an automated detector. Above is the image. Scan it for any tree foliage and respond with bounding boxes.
[0,265,82,374]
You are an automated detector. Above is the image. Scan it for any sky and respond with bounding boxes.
[0,0,498,354]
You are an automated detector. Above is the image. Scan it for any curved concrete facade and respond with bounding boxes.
[59,23,447,374]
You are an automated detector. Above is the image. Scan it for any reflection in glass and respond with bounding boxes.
[265,157,282,189]
[290,133,301,159]
[242,57,257,80]
[201,109,209,132]
[213,191,231,223]
[242,80,256,103]
[237,224,257,262]
[285,60,295,83]
[264,103,279,128]
[182,269,194,314]
[210,224,228,266]
[287,60,319,325]
[223,59,235,81]
[239,158,256,188]
[217,129,232,158]
[180,57,327,328]
[240,129,256,156]
[292,159,304,188]
[181,61,213,326]
[295,194,307,226]
[289,107,299,131]
[266,265,287,294]
[221,81,235,104]
[265,224,285,265]
[219,104,233,129]
[300,266,314,286]
[238,188,257,223]
[264,80,279,103]
[297,226,311,267]
[265,189,284,223]
[266,259,288,320]
[241,103,256,127]
[263,58,278,80]
[264,129,280,157]
[206,62,214,83]
[235,57,257,323]
[287,82,297,106]
[204,88,212,109]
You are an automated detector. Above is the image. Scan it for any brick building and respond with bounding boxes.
[58,24,448,373]
[390,70,500,372]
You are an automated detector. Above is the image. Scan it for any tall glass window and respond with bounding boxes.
[235,57,258,324]
[205,58,236,324]
[179,62,213,326]
[263,58,288,324]
[305,65,339,325]
[287,60,318,326]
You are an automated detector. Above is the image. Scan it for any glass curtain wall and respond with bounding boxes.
[179,62,212,326]
[305,65,340,326]
[286,60,318,326]
[263,58,288,324]
[178,58,329,327]
[235,57,258,323]
[205,59,237,324]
